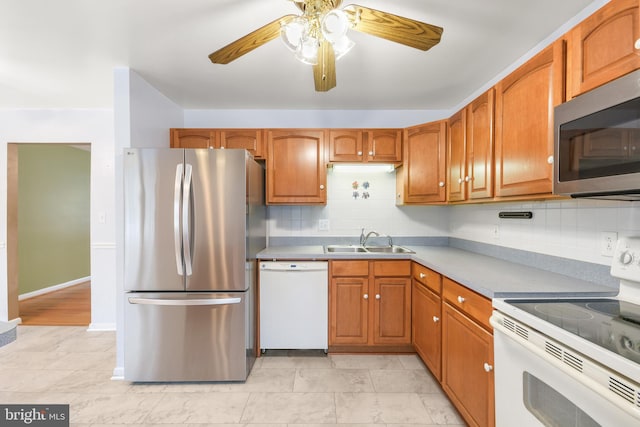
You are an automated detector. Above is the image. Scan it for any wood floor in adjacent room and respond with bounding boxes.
[18,282,91,326]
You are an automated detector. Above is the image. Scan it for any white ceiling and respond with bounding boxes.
[0,0,604,110]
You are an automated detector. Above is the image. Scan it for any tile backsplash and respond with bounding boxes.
[267,169,640,266]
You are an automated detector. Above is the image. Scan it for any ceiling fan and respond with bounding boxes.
[208,0,443,92]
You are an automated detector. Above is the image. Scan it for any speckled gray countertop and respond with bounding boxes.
[257,245,618,299]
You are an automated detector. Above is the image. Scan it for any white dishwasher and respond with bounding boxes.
[259,261,328,351]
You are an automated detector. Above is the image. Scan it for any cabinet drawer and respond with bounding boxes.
[373,260,411,277]
[331,260,369,277]
[443,277,492,331]
[412,263,441,294]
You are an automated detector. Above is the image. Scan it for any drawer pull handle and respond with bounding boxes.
[457,296,465,304]
[419,273,426,279]
[484,363,493,372]
[376,294,381,300]
[363,294,368,300]
[433,316,440,323]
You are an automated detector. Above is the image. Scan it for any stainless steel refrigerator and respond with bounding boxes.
[123,148,265,382]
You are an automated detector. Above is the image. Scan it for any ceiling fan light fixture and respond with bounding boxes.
[295,35,319,65]
[332,35,354,60]
[281,18,307,52]
[321,9,350,43]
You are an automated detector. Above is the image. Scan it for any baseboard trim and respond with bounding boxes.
[87,322,116,332]
[18,277,91,301]
[112,366,124,380]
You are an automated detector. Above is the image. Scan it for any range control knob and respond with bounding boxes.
[619,251,634,265]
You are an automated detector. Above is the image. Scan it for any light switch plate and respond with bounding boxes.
[318,219,330,231]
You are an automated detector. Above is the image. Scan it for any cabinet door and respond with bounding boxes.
[467,89,495,200]
[412,280,442,380]
[495,40,564,197]
[266,130,327,204]
[442,303,494,427]
[372,278,411,345]
[397,121,447,204]
[330,277,369,345]
[219,129,264,158]
[447,110,467,202]
[170,129,216,148]
[364,129,402,162]
[567,0,640,99]
[329,130,364,162]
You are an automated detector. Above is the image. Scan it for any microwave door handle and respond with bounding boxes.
[173,163,184,276]
[182,163,193,276]
[128,297,241,306]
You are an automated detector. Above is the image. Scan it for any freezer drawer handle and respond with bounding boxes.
[128,297,241,306]
[173,163,184,276]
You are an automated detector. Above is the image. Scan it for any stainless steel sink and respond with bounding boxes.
[324,245,414,254]
[325,245,368,253]
[364,245,415,254]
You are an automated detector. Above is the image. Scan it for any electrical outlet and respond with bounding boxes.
[318,219,330,231]
[600,231,618,257]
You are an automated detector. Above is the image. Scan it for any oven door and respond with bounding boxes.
[492,318,640,427]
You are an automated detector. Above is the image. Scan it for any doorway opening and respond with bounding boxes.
[7,143,91,326]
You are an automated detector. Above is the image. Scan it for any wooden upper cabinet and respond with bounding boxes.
[364,129,403,162]
[467,89,495,200]
[494,40,565,198]
[266,129,327,205]
[447,110,467,202]
[328,129,402,163]
[567,0,640,99]
[396,121,447,204]
[328,130,364,162]
[170,129,216,148]
[219,129,264,158]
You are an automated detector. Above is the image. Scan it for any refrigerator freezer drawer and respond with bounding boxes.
[124,292,254,382]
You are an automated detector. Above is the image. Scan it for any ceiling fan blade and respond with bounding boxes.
[209,15,297,64]
[343,4,443,51]
[313,40,337,92]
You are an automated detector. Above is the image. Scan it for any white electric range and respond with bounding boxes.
[492,236,640,427]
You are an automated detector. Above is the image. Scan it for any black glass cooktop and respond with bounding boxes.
[505,298,640,364]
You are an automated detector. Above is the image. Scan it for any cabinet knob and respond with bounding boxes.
[635,38,640,50]
[457,296,465,304]
[484,363,493,372]
[357,151,363,156]
[320,184,325,190]
[457,178,463,184]
[439,181,445,187]
[547,155,554,165]
[363,293,369,300]
[433,316,440,323]
[368,151,374,156]
[376,294,381,300]
[419,273,426,279]
[465,176,470,182]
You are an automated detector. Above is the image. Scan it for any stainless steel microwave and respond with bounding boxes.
[554,69,640,200]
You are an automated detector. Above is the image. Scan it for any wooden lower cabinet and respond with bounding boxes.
[442,278,494,427]
[411,263,442,381]
[329,260,411,351]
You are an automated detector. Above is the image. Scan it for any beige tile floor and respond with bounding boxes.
[0,326,466,426]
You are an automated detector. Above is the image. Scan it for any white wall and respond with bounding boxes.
[113,68,184,378]
[0,109,115,326]
[449,199,640,266]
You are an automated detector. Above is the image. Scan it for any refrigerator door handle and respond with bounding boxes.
[183,163,194,276]
[128,297,241,306]
[173,163,184,276]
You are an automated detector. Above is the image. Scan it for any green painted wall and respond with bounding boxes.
[18,145,90,295]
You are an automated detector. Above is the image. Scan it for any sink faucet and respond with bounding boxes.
[360,228,380,246]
